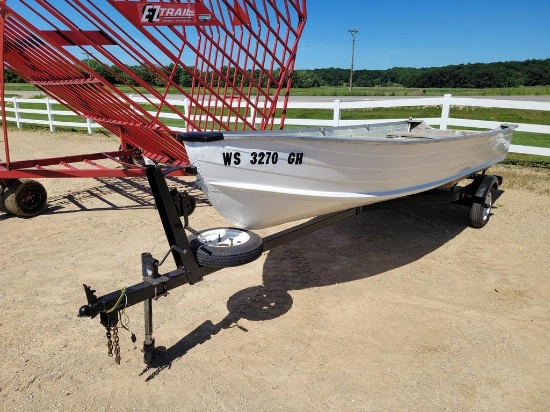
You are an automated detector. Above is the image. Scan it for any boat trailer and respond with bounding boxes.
[78,166,502,365]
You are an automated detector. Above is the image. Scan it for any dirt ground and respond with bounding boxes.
[1,130,549,411]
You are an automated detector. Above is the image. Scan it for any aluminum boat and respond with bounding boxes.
[178,120,515,229]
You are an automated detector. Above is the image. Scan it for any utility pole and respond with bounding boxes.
[82,50,91,67]
[348,29,358,92]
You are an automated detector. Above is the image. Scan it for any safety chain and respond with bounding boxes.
[105,326,113,357]
[113,326,121,365]
[101,287,127,365]
[104,324,121,364]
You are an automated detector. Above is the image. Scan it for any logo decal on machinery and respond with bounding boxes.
[112,2,221,26]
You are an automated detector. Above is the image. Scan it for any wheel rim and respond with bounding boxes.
[19,186,45,212]
[482,191,493,221]
[198,228,251,247]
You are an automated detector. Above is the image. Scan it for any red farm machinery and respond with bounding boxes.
[0,0,307,216]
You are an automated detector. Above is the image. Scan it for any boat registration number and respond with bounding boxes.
[222,151,304,166]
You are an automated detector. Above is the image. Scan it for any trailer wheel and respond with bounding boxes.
[469,186,495,228]
[4,179,48,217]
[189,228,263,267]
[0,184,8,214]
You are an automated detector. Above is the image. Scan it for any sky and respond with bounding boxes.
[294,0,550,70]
[11,0,550,72]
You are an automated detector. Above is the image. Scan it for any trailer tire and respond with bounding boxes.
[189,228,263,267]
[469,186,495,228]
[4,179,48,217]
[0,184,8,214]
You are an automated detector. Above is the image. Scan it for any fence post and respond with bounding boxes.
[183,98,190,131]
[86,118,94,134]
[440,93,452,130]
[46,97,56,132]
[333,99,341,127]
[248,98,257,129]
[12,96,22,128]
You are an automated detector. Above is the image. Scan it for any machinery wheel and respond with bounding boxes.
[469,187,494,228]
[0,184,8,214]
[4,179,48,217]
[189,227,263,267]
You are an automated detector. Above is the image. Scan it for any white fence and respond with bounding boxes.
[2,93,550,157]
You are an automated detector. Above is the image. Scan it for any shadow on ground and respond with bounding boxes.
[142,199,485,380]
[27,176,208,216]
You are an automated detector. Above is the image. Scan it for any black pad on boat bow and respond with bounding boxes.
[176,132,224,143]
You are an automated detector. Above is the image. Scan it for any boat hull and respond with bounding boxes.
[180,121,514,229]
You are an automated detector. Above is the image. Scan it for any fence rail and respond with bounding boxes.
[2,94,550,157]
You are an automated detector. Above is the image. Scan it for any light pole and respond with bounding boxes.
[348,29,358,92]
[82,49,91,67]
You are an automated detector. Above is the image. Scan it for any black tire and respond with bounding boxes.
[0,184,8,214]
[470,187,494,228]
[189,227,263,267]
[4,179,48,217]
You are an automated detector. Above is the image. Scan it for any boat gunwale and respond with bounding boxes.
[181,121,517,146]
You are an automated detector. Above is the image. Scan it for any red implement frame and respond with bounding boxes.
[0,0,307,180]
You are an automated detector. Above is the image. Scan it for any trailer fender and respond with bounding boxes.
[471,174,499,202]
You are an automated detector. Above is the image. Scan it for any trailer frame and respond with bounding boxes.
[78,166,502,364]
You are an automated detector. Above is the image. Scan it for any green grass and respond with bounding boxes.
[2,83,42,92]
[280,107,445,121]
[289,85,550,97]
[3,87,549,167]
[449,106,550,125]
[3,99,89,126]
[503,153,550,168]
[512,131,550,148]
[283,106,550,125]
[4,83,550,97]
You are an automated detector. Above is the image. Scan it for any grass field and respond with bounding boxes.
[3,85,549,167]
[289,85,550,97]
[4,83,550,97]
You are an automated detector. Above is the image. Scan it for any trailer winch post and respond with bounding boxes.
[146,166,203,285]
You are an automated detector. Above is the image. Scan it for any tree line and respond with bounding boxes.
[294,59,550,88]
[4,58,549,89]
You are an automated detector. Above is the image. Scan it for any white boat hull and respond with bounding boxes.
[179,121,514,229]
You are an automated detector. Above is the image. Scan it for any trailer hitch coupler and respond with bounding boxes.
[79,304,92,317]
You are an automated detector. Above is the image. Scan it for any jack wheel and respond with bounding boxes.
[189,228,263,267]
[4,179,48,217]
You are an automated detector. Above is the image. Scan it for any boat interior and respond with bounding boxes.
[284,121,477,140]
